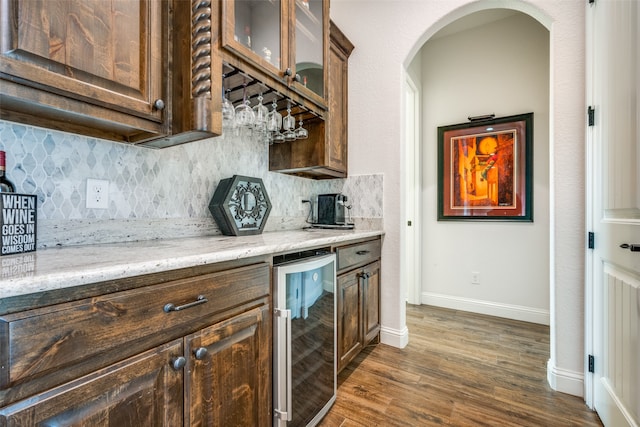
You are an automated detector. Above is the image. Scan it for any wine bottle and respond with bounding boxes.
[0,150,16,193]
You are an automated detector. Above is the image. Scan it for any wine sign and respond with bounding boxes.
[1,193,37,256]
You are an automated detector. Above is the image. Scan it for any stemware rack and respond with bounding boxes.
[222,62,323,124]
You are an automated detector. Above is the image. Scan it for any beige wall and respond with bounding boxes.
[418,12,550,323]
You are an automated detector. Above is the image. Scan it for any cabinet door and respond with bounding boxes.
[291,0,329,105]
[185,305,271,427]
[325,21,353,175]
[0,340,184,426]
[337,272,362,372]
[0,0,168,140]
[221,0,288,81]
[363,261,381,344]
[326,33,348,174]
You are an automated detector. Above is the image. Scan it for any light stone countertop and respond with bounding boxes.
[0,228,383,300]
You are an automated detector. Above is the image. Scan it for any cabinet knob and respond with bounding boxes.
[194,347,208,360]
[294,73,302,83]
[153,99,165,110]
[284,68,293,77]
[170,356,186,370]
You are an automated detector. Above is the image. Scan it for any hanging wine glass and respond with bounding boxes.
[221,76,235,130]
[234,80,255,128]
[282,102,296,142]
[267,99,284,143]
[253,92,268,132]
[295,117,308,139]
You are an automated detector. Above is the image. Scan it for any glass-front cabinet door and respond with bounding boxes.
[221,0,328,106]
[291,0,328,103]
[221,0,286,78]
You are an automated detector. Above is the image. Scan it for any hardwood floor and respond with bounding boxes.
[319,304,603,427]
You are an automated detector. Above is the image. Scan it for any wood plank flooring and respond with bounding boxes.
[319,304,603,427]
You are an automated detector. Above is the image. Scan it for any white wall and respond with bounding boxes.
[419,13,550,324]
[330,0,586,397]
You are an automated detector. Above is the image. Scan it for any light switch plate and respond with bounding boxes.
[86,178,109,209]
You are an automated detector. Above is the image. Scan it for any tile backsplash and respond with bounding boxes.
[0,120,383,248]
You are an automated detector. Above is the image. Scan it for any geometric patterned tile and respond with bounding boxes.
[0,118,383,246]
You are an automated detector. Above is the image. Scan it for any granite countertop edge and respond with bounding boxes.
[0,229,384,299]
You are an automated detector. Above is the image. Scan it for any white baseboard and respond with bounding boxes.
[547,359,584,397]
[380,325,409,349]
[421,292,550,325]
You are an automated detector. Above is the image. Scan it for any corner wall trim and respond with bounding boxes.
[421,292,550,325]
[547,359,585,397]
[380,325,409,349]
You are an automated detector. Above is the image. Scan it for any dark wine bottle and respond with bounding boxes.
[0,150,16,193]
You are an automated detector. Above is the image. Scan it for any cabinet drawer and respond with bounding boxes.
[0,263,269,398]
[336,239,381,272]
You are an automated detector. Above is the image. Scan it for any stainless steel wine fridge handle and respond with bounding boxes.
[163,295,208,313]
[274,308,292,424]
[286,310,292,421]
[620,243,640,252]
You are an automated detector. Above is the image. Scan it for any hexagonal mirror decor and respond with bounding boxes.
[208,175,272,236]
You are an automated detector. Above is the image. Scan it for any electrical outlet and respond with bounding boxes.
[86,178,109,209]
[471,271,480,285]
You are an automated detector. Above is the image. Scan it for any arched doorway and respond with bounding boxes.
[402,1,557,389]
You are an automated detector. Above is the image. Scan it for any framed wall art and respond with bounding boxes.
[437,112,533,221]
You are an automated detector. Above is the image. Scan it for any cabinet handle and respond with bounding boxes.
[356,250,370,256]
[194,347,208,360]
[170,356,186,370]
[163,295,208,313]
[153,99,165,110]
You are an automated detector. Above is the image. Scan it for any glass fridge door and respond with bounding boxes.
[274,253,336,427]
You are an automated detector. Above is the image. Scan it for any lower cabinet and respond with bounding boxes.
[0,340,185,426]
[335,239,382,373]
[0,262,271,426]
[186,305,271,426]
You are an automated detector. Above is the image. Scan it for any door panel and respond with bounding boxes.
[337,272,361,371]
[589,1,640,425]
[185,305,271,427]
[0,0,165,120]
[0,340,184,426]
[363,262,381,344]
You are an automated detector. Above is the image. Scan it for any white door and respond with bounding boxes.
[403,73,421,305]
[587,1,640,426]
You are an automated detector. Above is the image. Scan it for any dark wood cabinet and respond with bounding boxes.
[268,20,354,179]
[337,270,363,369]
[0,0,224,147]
[219,0,329,110]
[0,261,271,426]
[362,261,381,344]
[326,21,354,175]
[0,340,184,426]
[0,0,170,143]
[185,305,271,427]
[335,238,381,372]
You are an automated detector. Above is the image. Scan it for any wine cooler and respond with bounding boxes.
[273,251,337,427]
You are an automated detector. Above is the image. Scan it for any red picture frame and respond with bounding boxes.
[437,113,533,221]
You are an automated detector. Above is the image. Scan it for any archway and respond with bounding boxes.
[401,0,555,388]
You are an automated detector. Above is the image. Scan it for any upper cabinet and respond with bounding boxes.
[0,0,351,177]
[0,0,170,143]
[268,19,353,179]
[294,0,327,104]
[0,0,223,147]
[219,0,329,111]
